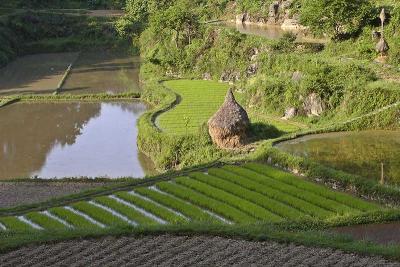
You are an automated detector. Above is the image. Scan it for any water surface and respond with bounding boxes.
[217,22,325,43]
[0,101,156,179]
[0,53,79,95]
[276,131,400,183]
[61,50,141,95]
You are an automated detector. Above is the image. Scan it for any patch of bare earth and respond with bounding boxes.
[0,235,398,267]
[0,182,105,208]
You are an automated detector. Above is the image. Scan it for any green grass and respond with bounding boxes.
[208,168,333,218]
[48,207,100,229]
[222,165,360,215]
[156,181,257,223]
[70,202,128,227]
[25,212,68,230]
[134,187,216,222]
[114,192,186,224]
[0,217,34,232]
[175,176,283,222]
[93,196,158,225]
[245,163,381,212]
[157,80,228,134]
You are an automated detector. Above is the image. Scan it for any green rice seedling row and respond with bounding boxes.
[134,187,216,222]
[115,191,186,224]
[25,212,68,230]
[189,172,307,220]
[156,182,258,223]
[175,177,282,222]
[222,166,358,215]
[48,207,100,229]
[93,196,157,225]
[157,80,228,134]
[0,216,34,232]
[71,202,128,227]
[244,163,380,211]
[208,168,333,218]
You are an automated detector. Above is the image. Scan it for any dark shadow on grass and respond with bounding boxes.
[249,122,284,142]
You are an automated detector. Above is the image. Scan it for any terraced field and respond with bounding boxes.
[156,80,303,135]
[0,163,380,232]
[157,80,229,134]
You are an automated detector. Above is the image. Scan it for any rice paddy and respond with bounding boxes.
[156,80,229,135]
[0,163,380,232]
[156,80,304,135]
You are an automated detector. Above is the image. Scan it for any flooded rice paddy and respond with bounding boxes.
[0,101,156,179]
[61,50,141,95]
[276,131,400,184]
[0,52,79,95]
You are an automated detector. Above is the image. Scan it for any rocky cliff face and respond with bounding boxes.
[235,0,303,30]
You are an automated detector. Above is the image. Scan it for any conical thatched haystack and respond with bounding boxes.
[208,89,250,149]
[376,37,389,56]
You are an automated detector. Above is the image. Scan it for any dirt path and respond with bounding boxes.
[0,182,105,209]
[0,235,398,266]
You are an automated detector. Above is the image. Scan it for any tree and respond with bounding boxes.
[149,0,201,48]
[300,0,374,40]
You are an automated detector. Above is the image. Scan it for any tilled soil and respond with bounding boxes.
[0,182,105,209]
[0,235,398,267]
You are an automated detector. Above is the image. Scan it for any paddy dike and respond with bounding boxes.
[0,235,398,267]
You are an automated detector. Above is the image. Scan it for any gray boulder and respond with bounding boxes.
[303,93,325,116]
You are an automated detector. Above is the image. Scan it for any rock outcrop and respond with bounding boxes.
[302,93,325,116]
[208,89,250,149]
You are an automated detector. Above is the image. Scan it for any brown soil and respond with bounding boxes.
[334,222,400,245]
[0,235,398,267]
[0,182,105,209]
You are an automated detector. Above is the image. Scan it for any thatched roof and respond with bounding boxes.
[376,37,389,53]
[208,89,250,131]
[380,8,386,25]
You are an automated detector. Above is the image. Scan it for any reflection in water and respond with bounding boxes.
[0,102,156,179]
[61,50,141,95]
[217,22,325,43]
[276,131,400,183]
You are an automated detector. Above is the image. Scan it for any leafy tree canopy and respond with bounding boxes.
[300,0,374,40]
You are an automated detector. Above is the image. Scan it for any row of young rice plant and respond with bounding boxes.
[48,207,100,229]
[134,187,216,222]
[174,176,283,222]
[208,168,333,218]
[70,201,128,227]
[0,216,36,232]
[155,182,256,223]
[244,163,380,212]
[157,80,228,134]
[93,196,157,225]
[25,212,67,230]
[113,191,185,224]
[222,165,359,215]
[188,172,308,221]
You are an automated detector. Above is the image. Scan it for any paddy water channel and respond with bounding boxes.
[0,50,156,179]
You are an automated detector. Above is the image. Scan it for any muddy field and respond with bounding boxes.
[0,182,105,208]
[0,53,79,95]
[334,222,400,245]
[61,50,141,95]
[0,235,398,266]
